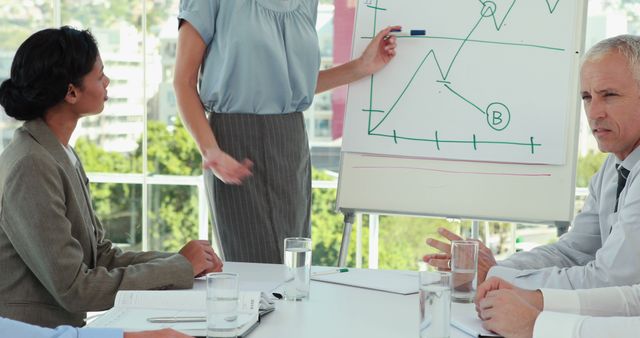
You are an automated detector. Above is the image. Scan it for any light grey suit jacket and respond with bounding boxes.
[0,119,194,327]
[489,147,640,290]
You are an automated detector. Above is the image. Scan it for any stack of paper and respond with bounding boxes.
[88,290,273,337]
[311,268,419,295]
[451,302,501,337]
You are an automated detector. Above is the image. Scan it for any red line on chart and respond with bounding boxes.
[356,152,555,165]
[353,166,552,177]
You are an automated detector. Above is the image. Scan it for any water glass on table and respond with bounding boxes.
[283,237,312,301]
[450,240,479,303]
[206,272,240,338]
[419,271,452,338]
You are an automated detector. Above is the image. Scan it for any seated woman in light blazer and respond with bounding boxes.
[0,26,223,328]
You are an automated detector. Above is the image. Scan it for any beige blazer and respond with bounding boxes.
[0,119,193,327]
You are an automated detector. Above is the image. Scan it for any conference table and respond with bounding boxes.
[90,262,479,338]
[200,262,472,338]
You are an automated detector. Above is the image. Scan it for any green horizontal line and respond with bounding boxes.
[366,5,386,10]
[369,133,542,147]
[360,35,564,52]
[362,109,385,113]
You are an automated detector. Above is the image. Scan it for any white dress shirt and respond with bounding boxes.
[488,146,640,289]
[533,285,640,338]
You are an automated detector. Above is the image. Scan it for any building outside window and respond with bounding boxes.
[0,0,634,269]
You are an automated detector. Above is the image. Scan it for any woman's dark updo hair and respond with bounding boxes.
[0,26,98,121]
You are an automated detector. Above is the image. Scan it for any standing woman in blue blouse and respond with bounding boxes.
[174,0,399,263]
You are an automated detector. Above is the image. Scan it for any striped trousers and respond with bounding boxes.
[204,112,311,264]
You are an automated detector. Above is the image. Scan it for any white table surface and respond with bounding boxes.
[210,262,472,338]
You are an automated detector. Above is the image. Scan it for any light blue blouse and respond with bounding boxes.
[178,0,321,115]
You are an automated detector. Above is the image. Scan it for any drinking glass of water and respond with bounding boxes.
[450,240,479,303]
[206,272,239,338]
[419,271,451,338]
[283,237,312,301]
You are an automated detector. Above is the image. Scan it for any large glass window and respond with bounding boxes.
[0,0,635,269]
[62,0,146,249]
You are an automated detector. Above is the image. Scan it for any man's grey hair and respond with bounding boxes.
[584,34,640,83]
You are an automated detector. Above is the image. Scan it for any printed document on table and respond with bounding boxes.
[88,290,271,337]
[311,268,418,295]
[451,302,502,337]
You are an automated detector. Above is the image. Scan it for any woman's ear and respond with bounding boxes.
[64,84,79,104]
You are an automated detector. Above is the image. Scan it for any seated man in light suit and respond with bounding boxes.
[1,316,192,338]
[0,26,223,328]
[424,34,640,290]
[475,277,640,338]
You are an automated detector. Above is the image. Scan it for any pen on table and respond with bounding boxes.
[311,268,349,276]
[147,316,205,323]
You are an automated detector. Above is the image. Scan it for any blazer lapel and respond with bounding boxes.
[22,119,99,266]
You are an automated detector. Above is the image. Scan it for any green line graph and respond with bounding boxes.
[359,0,566,154]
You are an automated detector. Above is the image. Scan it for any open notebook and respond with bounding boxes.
[88,290,274,337]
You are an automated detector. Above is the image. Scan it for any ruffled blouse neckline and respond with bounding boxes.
[255,0,301,12]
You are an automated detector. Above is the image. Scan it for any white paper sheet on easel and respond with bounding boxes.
[311,268,418,295]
